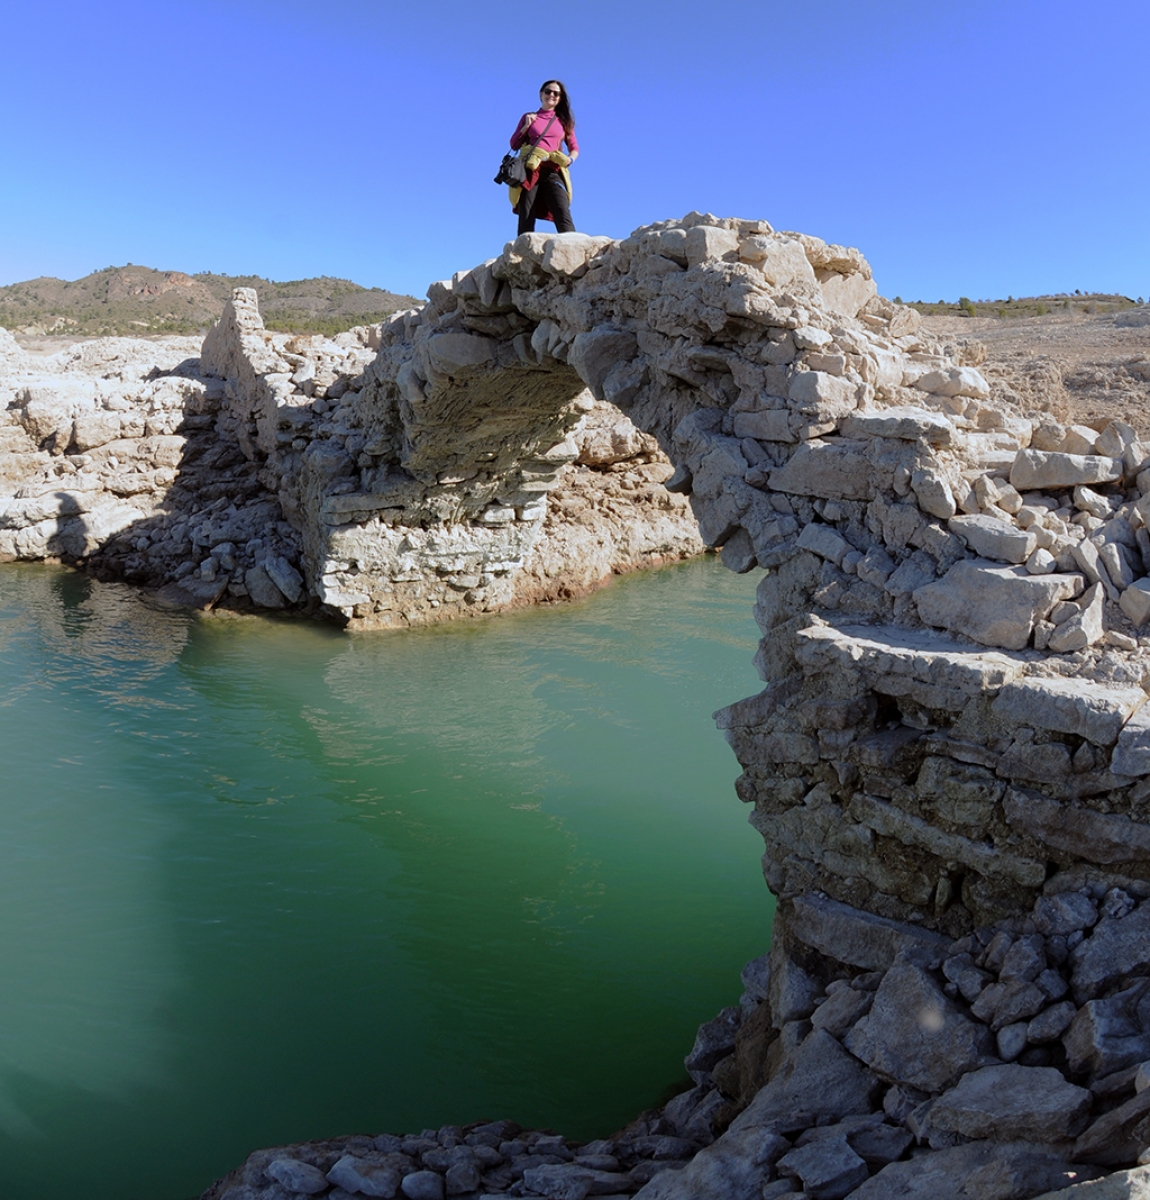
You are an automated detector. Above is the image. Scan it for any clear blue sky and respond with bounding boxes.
[2,0,1147,304]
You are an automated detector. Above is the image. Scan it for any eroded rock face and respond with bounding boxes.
[0,309,701,616]
[10,218,1150,1194]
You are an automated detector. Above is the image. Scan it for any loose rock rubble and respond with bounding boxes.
[0,327,326,610]
[200,1118,708,1200]
[632,886,1150,1199]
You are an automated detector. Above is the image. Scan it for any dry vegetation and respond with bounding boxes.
[909,292,1142,320]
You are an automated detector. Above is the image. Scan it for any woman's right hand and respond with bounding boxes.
[520,113,536,133]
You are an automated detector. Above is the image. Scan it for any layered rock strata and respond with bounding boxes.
[0,325,701,615]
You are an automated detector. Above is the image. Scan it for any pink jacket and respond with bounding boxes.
[511,111,578,157]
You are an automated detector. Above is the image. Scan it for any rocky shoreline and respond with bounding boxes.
[0,328,702,622]
[6,215,1150,1199]
[201,883,1150,1200]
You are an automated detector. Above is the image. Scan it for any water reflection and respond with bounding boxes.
[0,560,772,1200]
[0,566,183,1140]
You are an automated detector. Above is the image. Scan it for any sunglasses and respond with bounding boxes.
[541,89,561,96]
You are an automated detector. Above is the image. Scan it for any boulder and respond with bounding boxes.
[843,959,994,1092]
[788,894,950,971]
[732,1028,882,1132]
[913,559,1080,650]
[992,676,1147,746]
[1071,908,1150,1001]
[1065,981,1150,1076]
[1073,1087,1150,1167]
[948,514,1036,564]
[841,406,954,445]
[846,1141,1093,1200]
[631,1125,789,1199]
[928,1063,1092,1142]
[1122,579,1150,626]
[266,1158,329,1194]
[768,441,877,500]
[423,332,496,376]
[1048,582,1106,652]
[1010,450,1123,491]
[327,1155,401,1198]
[776,1135,868,1199]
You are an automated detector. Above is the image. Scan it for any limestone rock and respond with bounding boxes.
[1065,980,1150,1079]
[776,1134,868,1199]
[267,1158,329,1194]
[1113,704,1150,777]
[929,1063,1092,1142]
[1071,907,1150,1001]
[789,894,951,971]
[1032,1166,1150,1199]
[911,466,958,519]
[400,1170,444,1200]
[811,985,873,1037]
[1048,582,1107,653]
[841,406,954,445]
[847,1142,1095,1200]
[731,1028,882,1131]
[1034,893,1099,937]
[1122,579,1150,626]
[1074,1088,1150,1167]
[913,559,1079,650]
[1003,792,1150,865]
[947,514,1036,565]
[992,676,1147,746]
[843,959,994,1092]
[327,1155,401,1197]
[768,441,877,501]
[1011,450,1123,491]
[630,1125,789,1199]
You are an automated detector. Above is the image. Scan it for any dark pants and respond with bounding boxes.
[516,171,575,234]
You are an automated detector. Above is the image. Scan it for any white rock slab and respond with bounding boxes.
[913,560,1081,651]
[992,675,1147,745]
[1010,450,1123,491]
[948,514,1036,565]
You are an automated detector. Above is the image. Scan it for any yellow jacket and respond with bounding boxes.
[508,147,573,209]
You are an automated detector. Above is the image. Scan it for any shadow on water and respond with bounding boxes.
[0,558,773,1200]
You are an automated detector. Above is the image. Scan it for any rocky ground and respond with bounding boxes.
[923,311,1150,434]
[0,329,702,618]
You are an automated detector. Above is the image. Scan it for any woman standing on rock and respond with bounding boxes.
[509,80,579,234]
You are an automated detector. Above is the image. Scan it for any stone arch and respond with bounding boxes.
[11,221,1150,1184]
[200,215,892,629]
[127,213,1150,933]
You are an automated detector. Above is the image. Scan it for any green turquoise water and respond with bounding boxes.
[0,558,773,1200]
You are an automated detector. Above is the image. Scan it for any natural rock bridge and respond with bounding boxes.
[6,214,1150,1195]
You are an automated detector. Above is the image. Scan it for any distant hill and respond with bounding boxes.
[905,292,1141,319]
[0,265,421,337]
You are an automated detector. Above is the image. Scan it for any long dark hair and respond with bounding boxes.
[540,79,575,139]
